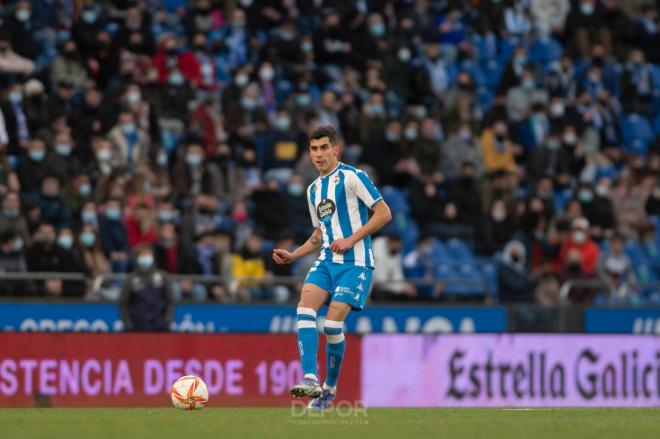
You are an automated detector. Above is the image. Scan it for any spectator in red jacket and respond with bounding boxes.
[125,203,158,249]
[554,217,600,275]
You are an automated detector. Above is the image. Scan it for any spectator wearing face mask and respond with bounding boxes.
[26,222,67,296]
[498,240,538,303]
[46,130,84,184]
[263,109,299,180]
[476,199,516,256]
[0,191,29,243]
[442,126,484,180]
[157,67,195,122]
[78,224,110,281]
[119,244,175,332]
[597,234,637,294]
[554,217,600,275]
[481,120,517,174]
[98,198,130,273]
[0,229,28,295]
[171,142,222,203]
[50,40,88,94]
[36,176,69,230]
[283,173,312,243]
[565,0,612,58]
[2,82,31,155]
[372,233,417,301]
[107,111,150,172]
[55,227,88,296]
[1,0,38,60]
[558,248,597,303]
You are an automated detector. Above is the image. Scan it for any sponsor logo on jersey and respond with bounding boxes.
[317,198,336,221]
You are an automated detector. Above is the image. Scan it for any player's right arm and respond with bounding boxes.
[272,228,322,265]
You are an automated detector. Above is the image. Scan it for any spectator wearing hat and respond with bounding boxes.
[554,217,600,275]
[498,240,538,303]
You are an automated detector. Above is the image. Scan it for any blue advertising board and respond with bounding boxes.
[584,308,660,334]
[0,303,123,332]
[172,305,508,333]
[0,303,507,333]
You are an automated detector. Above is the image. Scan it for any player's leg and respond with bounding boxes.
[309,264,372,409]
[291,261,331,398]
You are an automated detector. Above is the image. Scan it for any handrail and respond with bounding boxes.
[0,271,87,281]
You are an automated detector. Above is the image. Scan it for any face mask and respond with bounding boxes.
[578,190,593,203]
[398,48,411,63]
[81,10,97,24]
[573,231,587,244]
[563,132,577,145]
[239,0,253,6]
[522,78,535,90]
[301,41,313,52]
[9,91,23,104]
[259,67,274,81]
[79,183,91,197]
[82,210,97,224]
[492,210,507,222]
[296,94,311,107]
[274,117,290,131]
[580,3,595,15]
[459,128,471,141]
[169,73,185,86]
[55,144,71,156]
[97,149,111,162]
[241,97,258,110]
[370,23,386,38]
[3,209,19,218]
[57,235,73,250]
[511,253,521,263]
[595,185,609,197]
[121,122,136,136]
[235,74,249,87]
[80,232,96,247]
[13,239,23,252]
[127,92,141,105]
[157,211,174,223]
[404,128,418,141]
[550,103,565,117]
[155,153,167,167]
[385,131,400,142]
[547,140,561,151]
[368,104,385,115]
[16,9,31,22]
[137,254,154,269]
[415,106,427,119]
[186,154,203,166]
[29,150,45,161]
[514,55,527,66]
[288,183,304,196]
[106,207,121,220]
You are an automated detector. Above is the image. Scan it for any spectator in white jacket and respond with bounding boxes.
[372,234,417,301]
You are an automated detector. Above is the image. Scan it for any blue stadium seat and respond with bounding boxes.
[381,186,410,214]
[481,60,503,90]
[619,113,654,155]
[436,263,486,297]
[653,114,660,136]
[478,261,499,299]
[624,240,648,265]
[651,64,660,90]
[528,38,563,66]
[444,238,473,261]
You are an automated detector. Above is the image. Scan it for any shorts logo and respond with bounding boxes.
[317,198,336,221]
[335,286,352,294]
[356,283,363,292]
[358,272,367,281]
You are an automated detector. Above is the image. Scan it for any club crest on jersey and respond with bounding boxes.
[316,198,336,221]
[333,174,341,185]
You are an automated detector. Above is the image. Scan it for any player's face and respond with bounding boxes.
[309,137,339,175]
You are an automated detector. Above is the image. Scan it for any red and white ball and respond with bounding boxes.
[170,375,209,410]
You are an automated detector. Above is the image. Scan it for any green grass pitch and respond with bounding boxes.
[1,408,659,439]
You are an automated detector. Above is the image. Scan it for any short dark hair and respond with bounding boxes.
[308,125,337,146]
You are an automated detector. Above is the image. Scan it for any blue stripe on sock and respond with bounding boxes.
[324,327,343,336]
[297,314,316,321]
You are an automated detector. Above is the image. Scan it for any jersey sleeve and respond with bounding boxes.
[307,185,321,228]
[350,169,383,208]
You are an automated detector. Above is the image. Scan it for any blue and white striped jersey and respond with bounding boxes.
[307,162,383,268]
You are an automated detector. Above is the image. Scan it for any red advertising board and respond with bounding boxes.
[0,334,361,407]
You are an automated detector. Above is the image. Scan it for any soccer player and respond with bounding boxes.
[272,125,392,409]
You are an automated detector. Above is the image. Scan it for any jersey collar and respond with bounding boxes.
[320,161,342,179]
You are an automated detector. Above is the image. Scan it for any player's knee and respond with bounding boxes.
[323,319,345,343]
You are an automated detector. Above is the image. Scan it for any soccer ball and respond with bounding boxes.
[170,375,209,410]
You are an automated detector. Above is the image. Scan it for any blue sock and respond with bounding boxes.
[296,307,319,381]
[324,320,346,390]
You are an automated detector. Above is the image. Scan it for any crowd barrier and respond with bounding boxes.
[0,333,657,408]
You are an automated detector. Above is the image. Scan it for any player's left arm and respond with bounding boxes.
[330,199,392,253]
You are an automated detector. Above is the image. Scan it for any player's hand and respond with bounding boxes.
[330,237,354,254]
[272,248,295,265]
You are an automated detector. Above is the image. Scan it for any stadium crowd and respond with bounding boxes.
[0,0,659,306]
